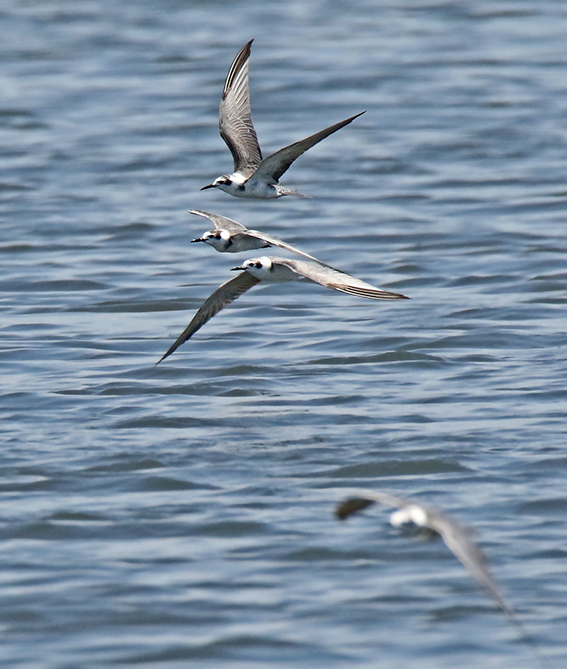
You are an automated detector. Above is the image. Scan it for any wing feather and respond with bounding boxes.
[245,229,335,266]
[326,283,409,300]
[275,258,409,301]
[428,510,512,616]
[189,209,247,233]
[219,40,262,172]
[335,492,412,520]
[157,272,260,363]
[254,111,365,183]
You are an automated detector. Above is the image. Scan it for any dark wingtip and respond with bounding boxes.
[335,497,376,521]
[155,353,168,366]
[239,39,254,61]
[380,287,410,300]
[155,343,177,366]
[349,110,366,122]
[223,40,255,100]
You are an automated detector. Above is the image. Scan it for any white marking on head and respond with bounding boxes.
[242,256,273,278]
[210,172,247,194]
[201,229,231,251]
[390,505,428,529]
[213,175,232,189]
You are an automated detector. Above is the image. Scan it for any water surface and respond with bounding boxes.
[1,1,566,667]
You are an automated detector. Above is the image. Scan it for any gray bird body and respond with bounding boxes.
[201,40,365,199]
[189,209,330,264]
[157,257,408,363]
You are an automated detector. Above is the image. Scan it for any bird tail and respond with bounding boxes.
[275,186,312,199]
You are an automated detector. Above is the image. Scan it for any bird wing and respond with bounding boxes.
[219,39,263,173]
[335,492,410,520]
[276,258,409,301]
[189,209,247,233]
[428,510,513,617]
[433,510,541,660]
[245,229,334,266]
[253,111,365,183]
[157,271,260,363]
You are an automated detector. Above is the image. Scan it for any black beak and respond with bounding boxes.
[231,266,245,271]
[191,237,204,243]
[200,183,215,190]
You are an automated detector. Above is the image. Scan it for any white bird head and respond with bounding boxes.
[232,256,274,278]
[201,171,247,193]
[191,229,232,251]
[201,175,232,192]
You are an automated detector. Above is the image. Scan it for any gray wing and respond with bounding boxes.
[157,271,260,364]
[245,229,335,266]
[189,209,247,233]
[219,39,263,173]
[254,111,365,183]
[431,511,542,661]
[276,258,409,301]
[336,491,410,520]
[427,509,514,618]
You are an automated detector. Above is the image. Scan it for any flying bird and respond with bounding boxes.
[157,257,408,363]
[189,209,332,265]
[336,490,541,661]
[200,39,365,199]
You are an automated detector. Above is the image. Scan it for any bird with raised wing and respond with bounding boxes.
[157,257,408,363]
[201,39,365,199]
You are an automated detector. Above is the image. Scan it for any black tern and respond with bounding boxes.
[189,209,332,265]
[157,256,408,363]
[336,490,542,662]
[200,39,365,199]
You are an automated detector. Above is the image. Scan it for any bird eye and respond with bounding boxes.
[255,262,262,269]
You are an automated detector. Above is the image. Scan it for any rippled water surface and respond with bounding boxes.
[1,1,566,667]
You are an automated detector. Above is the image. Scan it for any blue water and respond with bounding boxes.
[1,0,566,666]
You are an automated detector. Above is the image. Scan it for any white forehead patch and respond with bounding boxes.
[243,256,273,275]
[245,256,271,267]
